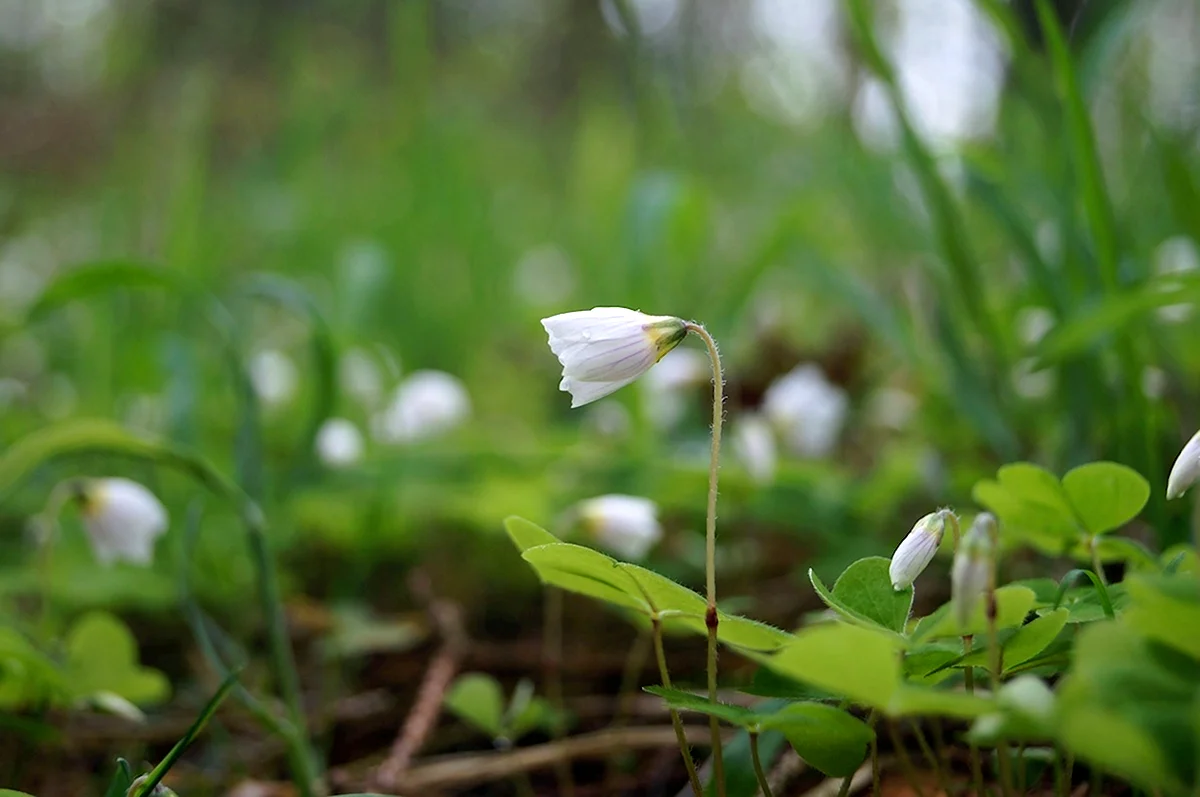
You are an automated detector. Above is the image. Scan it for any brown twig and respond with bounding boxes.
[372,572,467,791]
[388,724,731,793]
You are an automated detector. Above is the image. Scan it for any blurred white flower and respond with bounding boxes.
[78,478,168,566]
[1154,236,1200,323]
[541,307,688,408]
[762,364,848,458]
[1168,430,1200,499]
[316,418,365,467]
[577,494,663,561]
[584,399,632,439]
[249,349,298,407]
[641,348,708,429]
[373,370,471,444]
[339,347,385,409]
[1016,306,1055,347]
[889,510,951,591]
[951,513,996,629]
[513,244,576,308]
[732,413,777,485]
[1011,357,1054,400]
[868,387,917,431]
[1142,367,1167,400]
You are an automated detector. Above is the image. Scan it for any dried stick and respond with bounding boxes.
[373,572,467,791]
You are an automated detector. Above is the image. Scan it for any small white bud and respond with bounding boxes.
[77,478,168,566]
[249,349,298,407]
[888,509,951,590]
[1167,430,1200,500]
[951,513,997,629]
[373,370,471,444]
[576,495,663,561]
[541,307,688,408]
[315,418,365,467]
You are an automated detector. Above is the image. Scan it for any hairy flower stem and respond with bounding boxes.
[749,733,775,797]
[686,321,726,797]
[963,635,985,797]
[652,617,704,796]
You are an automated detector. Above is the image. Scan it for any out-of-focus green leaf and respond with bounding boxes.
[444,673,506,739]
[1061,462,1149,535]
[761,623,902,709]
[65,612,169,707]
[26,261,188,323]
[914,586,1037,640]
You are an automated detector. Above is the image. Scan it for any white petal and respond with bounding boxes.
[561,373,643,408]
[1167,430,1200,499]
[82,478,168,567]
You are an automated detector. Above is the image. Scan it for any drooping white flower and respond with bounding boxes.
[889,509,952,590]
[316,417,365,467]
[732,413,777,485]
[373,370,471,444]
[576,494,663,561]
[762,364,848,458]
[951,512,997,629]
[77,478,168,566]
[541,307,688,408]
[249,349,298,407]
[641,348,708,429]
[1167,430,1200,499]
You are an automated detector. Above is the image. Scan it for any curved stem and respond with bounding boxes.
[1089,535,1107,585]
[749,733,775,797]
[685,321,726,797]
[652,617,704,796]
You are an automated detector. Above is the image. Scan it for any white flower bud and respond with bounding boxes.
[541,307,688,408]
[372,370,471,444]
[249,348,298,407]
[576,494,663,561]
[951,513,997,629]
[888,509,950,590]
[78,478,168,566]
[1167,430,1200,500]
[315,417,365,467]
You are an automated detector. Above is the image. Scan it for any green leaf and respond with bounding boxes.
[102,758,134,797]
[1123,576,1200,660]
[831,557,913,634]
[762,623,902,709]
[1003,610,1070,670]
[765,703,873,777]
[646,688,873,777]
[65,612,170,706]
[444,673,506,738]
[520,544,645,612]
[0,790,39,796]
[1061,462,1149,535]
[807,566,905,640]
[1058,705,1178,792]
[127,670,239,797]
[1052,569,1115,620]
[26,260,188,323]
[504,516,559,552]
[887,686,992,719]
[914,586,1037,640]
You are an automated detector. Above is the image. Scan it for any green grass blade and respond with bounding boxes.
[1052,568,1115,620]
[127,670,240,797]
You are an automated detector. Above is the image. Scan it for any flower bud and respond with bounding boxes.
[541,307,688,408]
[1167,429,1200,499]
[888,509,951,590]
[951,512,997,630]
[576,494,663,561]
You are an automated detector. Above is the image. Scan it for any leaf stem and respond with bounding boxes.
[749,732,775,797]
[964,635,985,797]
[685,321,726,797]
[652,616,704,796]
[544,587,575,797]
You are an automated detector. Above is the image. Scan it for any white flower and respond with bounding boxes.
[373,370,471,444]
[339,347,385,409]
[541,307,688,408]
[577,494,663,561]
[951,513,997,629]
[1016,306,1055,347]
[249,349,298,407]
[316,418,365,467]
[889,510,951,590]
[641,348,708,429]
[1011,357,1054,400]
[762,364,848,458]
[1167,430,1200,499]
[78,478,168,566]
[732,413,777,485]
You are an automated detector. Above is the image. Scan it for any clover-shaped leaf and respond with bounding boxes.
[65,611,169,707]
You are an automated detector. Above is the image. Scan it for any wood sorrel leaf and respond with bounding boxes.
[761,623,902,709]
[444,673,506,739]
[913,585,1037,640]
[504,515,559,552]
[1061,462,1150,535]
[65,612,170,707]
[830,556,914,634]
